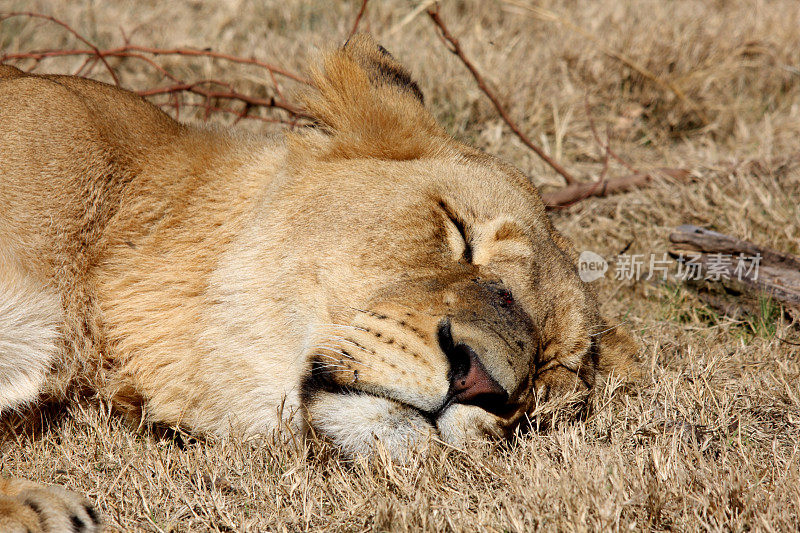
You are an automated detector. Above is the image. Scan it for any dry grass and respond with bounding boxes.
[2,0,800,531]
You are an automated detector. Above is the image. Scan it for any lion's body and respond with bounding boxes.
[0,64,293,433]
[0,37,636,530]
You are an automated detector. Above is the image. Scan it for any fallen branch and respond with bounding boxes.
[670,226,800,272]
[427,6,578,186]
[668,225,800,321]
[541,168,691,208]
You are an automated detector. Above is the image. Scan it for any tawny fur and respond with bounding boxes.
[0,36,638,517]
[0,35,640,528]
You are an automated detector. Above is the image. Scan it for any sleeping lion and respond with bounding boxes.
[0,35,637,531]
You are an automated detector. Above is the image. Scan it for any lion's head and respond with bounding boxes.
[259,36,638,457]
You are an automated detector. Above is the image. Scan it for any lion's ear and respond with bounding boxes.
[596,320,640,382]
[293,34,447,160]
[342,35,425,104]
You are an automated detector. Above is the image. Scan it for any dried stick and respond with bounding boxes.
[0,12,311,124]
[668,225,800,320]
[0,46,310,86]
[348,0,370,39]
[1,11,120,86]
[137,82,307,118]
[426,7,692,207]
[426,6,578,186]
[584,96,637,174]
[541,168,690,208]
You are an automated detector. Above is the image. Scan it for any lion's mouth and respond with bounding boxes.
[306,375,522,430]
[433,387,521,420]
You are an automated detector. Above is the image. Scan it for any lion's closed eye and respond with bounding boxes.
[439,200,472,263]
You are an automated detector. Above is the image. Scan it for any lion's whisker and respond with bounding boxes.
[323,336,430,381]
[313,365,349,372]
[314,345,358,360]
[324,336,371,351]
[313,369,356,378]
[589,321,627,337]
[317,323,368,332]
[311,346,378,372]
[310,358,349,368]
[313,352,351,364]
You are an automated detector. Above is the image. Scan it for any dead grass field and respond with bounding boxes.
[2,0,800,531]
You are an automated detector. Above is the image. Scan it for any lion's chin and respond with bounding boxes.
[305,391,435,461]
[306,391,511,461]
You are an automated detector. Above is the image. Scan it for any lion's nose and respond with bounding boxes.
[437,319,509,412]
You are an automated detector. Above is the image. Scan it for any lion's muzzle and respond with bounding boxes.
[436,318,512,417]
[302,276,543,455]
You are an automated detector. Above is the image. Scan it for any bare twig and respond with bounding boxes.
[348,0,370,40]
[426,6,579,186]
[137,82,307,118]
[0,12,312,125]
[541,168,691,208]
[425,7,691,207]
[0,46,310,86]
[1,11,120,86]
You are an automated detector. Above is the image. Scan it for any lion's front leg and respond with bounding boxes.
[0,478,100,533]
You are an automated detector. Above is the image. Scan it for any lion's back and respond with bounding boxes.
[0,67,191,270]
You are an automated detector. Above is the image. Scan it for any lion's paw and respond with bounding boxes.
[0,479,100,533]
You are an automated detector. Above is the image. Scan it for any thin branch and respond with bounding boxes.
[1,12,312,126]
[584,95,638,174]
[348,0,370,40]
[427,6,578,186]
[0,45,310,86]
[136,82,308,118]
[1,11,120,86]
[541,168,691,209]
